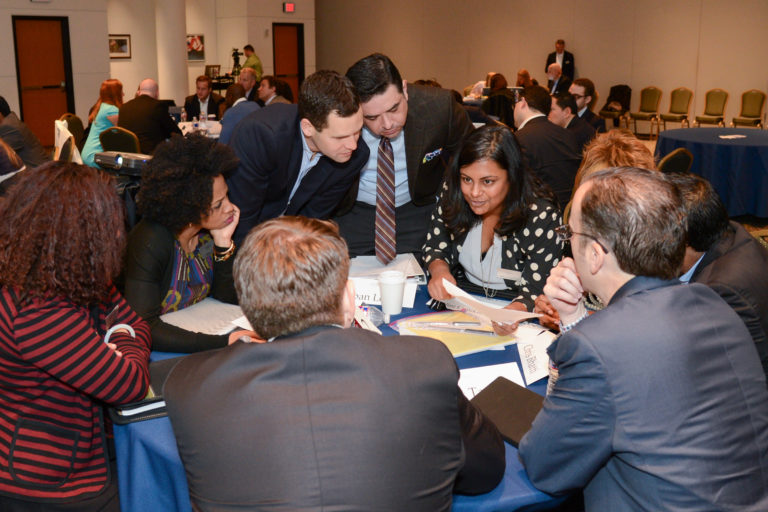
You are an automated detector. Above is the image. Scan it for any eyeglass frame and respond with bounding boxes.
[554,224,610,253]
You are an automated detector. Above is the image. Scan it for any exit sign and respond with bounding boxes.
[283,2,295,12]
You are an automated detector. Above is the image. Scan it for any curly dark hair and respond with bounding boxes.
[0,161,125,306]
[441,125,555,237]
[137,134,239,234]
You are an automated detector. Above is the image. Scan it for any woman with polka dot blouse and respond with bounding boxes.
[423,125,563,334]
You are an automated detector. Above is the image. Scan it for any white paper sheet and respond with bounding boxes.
[442,278,540,324]
[160,297,244,335]
[459,362,524,398]
[349,253,426,284]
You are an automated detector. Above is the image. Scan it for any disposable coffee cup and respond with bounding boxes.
[378,270,406,321]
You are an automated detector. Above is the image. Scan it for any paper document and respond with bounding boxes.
[350,253,426,284]
[160,298,244,335]
[442,279,540,324]
[459,362,524,398]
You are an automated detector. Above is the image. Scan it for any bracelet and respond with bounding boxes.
[104,323,136,344]
[213,240,235,262]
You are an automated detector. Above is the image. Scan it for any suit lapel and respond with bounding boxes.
[404,96,425,188]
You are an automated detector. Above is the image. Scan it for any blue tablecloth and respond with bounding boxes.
[656,128,768,217]
[114,287,561,511]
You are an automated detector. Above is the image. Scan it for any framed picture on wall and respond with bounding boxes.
[108,34,131,59]
[187,34,205,61]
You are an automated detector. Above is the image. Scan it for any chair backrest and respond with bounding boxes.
[740,89,766,118]
[55,136,74,162]
[703,89,728,116]
[658,147,693,174]
[639,86,662,113]
[668,87,693,115]
[59,113,85,149]
[100,126,140,153]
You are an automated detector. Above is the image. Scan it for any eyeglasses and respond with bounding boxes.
[554,224,609,253]
[571,93,585,99]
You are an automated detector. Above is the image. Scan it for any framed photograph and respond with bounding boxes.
[187,34,205,61]
[108,34,131,59]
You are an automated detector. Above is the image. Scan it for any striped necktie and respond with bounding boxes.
[375,137,396,264]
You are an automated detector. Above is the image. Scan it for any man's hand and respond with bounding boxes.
[543,258,586,326]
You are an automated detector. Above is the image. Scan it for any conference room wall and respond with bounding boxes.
[316,0,768,127]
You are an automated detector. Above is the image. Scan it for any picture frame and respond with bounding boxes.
[187,34,205,61]
[108,34,131,59]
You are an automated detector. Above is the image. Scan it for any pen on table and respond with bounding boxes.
[425,321,482,327]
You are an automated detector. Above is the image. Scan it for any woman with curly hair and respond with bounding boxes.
[423,125,563,334]
[81,79,123,167]
[124,134,256,352]
[0,161,151,510]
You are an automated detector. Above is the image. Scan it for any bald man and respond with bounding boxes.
[118,78,181,154]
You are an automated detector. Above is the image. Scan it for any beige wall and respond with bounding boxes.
[316,0,768,125]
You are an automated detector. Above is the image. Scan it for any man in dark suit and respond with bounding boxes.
[570,78,607,133]
[545,63,571,95]
[183,75,225,121]
[545,39,575,80]
[219,84,260,145]
[118,79,182,155]
[670,172,768,381]
[227,70,368,244]
[164,216,505,511]
[513,85,581,208]
[0,95,50,168]
[520,168,768,511]
[549,91,596,154]
[334,53,473,260]
[237,67,258,102]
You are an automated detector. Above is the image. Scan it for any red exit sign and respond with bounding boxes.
[283,2,295,13]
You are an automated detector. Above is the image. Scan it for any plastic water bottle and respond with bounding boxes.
[180,107,187,122]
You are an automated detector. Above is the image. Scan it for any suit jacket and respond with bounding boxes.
[164,326,505,511]
[336,84,473,215]
[183,92,225,121]
[514,116,581,208]
[227,103,369,243]
[0,112,50,168]
[265,94,291,106]
[218,100,260,144]
[691,221,768,380]
[547,75,572,95]
[579,108,607,133]
[118,95,182,155]
[245,87,257,102]
[565,115,596,154]
[520,277,768,511]
[545,50,575,79]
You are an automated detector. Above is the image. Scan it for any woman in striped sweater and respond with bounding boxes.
[0,162,151,511]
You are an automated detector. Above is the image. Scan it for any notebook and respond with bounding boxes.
[470,376,544,447]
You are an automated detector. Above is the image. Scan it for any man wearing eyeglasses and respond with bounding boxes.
[519,167,768,511]
[569,78,606,133]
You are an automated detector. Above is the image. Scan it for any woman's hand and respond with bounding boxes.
[427,260,456,301]
[105,342,123,357]
[228,329,264,345]
[534,294,560,332]
[210,205,240,248]
[492,301,527,336]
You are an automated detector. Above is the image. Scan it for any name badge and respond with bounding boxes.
[497,268,522,283]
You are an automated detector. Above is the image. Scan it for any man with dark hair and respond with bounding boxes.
[242,44,263,82]
[219,83,259,144]
[545,39,575,80]
[118,78,182,155]
[0,95,50,168]
[569,78,606,133]
[549,91,596,154]
[164,216,505,510]
[257,75,290,106]
[334,53,473,262]
[227,70,368,243]
[668,172,768,380]
[183,75,225,121]
[513,85,580,207]
[520,167,768,511]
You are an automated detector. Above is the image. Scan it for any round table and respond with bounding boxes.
[656,128,768,217]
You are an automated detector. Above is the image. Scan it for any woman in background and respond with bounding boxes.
[81,78,123,167]
[0,161,151,511]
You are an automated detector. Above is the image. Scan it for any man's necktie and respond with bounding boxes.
[375,137,396,264]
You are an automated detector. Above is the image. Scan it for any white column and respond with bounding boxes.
[154,0,187,106]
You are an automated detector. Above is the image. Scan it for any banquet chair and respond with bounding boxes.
[627,86,662,139]
[694,89,728,127]
[100,126,140,153]
[54,136,75,162]
[657,148,693,174]
[59,113,86,151]
[731,89,766,128]
[660,87,693,130]
[599,84,631,128]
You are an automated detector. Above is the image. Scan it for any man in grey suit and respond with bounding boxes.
[519,167,768,511]
[334,53,473,258]
[164,216,505,511]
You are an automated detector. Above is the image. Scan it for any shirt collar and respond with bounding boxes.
[679,253,705,283]
[232,97,248,107]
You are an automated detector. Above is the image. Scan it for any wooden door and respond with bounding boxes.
[12,16,74,147]
[272,23,304,103]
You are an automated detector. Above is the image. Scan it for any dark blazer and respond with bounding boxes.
[579,108,607,133]
[0,112,50,168]
[565,115,596,154]
[227,103,369,243]
[547,75,572,95]
[245,87,257,102]
[691,221,768,380]
[545,50,575,79]
[218,100,260,144]
[118,95,182,155]
[164,326,505,511]
[514,116,581,208]
[336,84,473,215]
[183,92,225,121]
[520,276,768,511]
